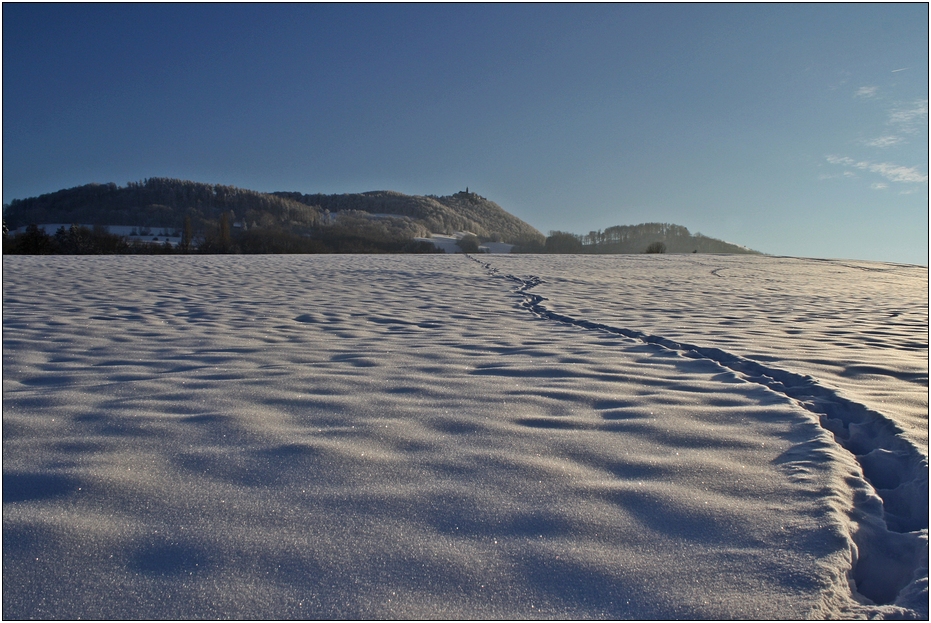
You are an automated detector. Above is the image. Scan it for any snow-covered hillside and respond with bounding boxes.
[2,254,927,619]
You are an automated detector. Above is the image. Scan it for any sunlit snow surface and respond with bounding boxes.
[3,254,927,619]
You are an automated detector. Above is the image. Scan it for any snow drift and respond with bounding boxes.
[2,254,927,619]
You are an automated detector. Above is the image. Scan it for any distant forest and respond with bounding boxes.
[544,223,758,255]
[2,178,758,255]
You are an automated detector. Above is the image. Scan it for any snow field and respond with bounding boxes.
[2,254,928,619]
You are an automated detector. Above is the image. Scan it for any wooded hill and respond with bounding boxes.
[545,223,759,255]
[273,189,545,248]
[3,179,320,234]
[3,178,758,255]
[2,178,545,252]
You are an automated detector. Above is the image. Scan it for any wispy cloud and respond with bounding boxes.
[868,161,928,183]
[826,155,855,167]
[828,98,927,186]
[888,99,928,133]
[863,135,904,148]
[855,100,927,151]
[856,96,928,151]
[825,155,928,183]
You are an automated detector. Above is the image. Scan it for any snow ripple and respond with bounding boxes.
[470,255,928,611]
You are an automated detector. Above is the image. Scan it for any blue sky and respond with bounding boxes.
[3,3,928,263]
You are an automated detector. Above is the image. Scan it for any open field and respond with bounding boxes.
[2,254,927,619]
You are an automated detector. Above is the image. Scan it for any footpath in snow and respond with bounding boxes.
[2,254,928,619]
[474,253,929,615]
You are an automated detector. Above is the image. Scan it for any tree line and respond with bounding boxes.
[2,219,446,256]
[3,224,173,255]
[540,223,758,254]
[3,219,758,256]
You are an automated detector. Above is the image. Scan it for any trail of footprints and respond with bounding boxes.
[469,256,928,609]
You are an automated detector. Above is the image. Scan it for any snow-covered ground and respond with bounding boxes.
[2,254,927,619]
